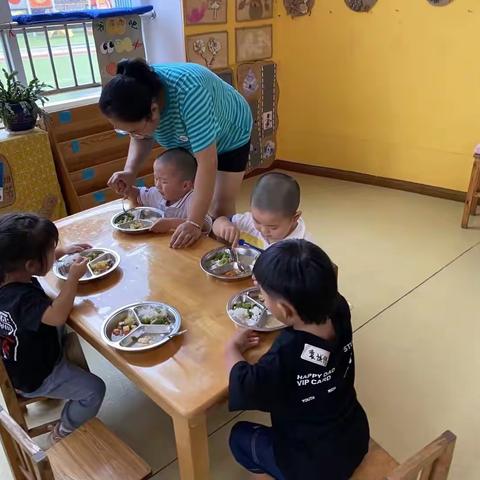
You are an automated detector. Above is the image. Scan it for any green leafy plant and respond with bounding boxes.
[0,69,51,124]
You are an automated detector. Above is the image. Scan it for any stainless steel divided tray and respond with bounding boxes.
[101,302,182,352]
[200,246,260,281]
[111,207,163,233]
[227,287,285,332]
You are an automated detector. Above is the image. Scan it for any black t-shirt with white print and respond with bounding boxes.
[0,278,60,393]
[229,295,370,480]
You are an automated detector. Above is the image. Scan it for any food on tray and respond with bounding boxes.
[208,250,232,269]
[136,305,170,325]
[137,335,155,345]
[90,258,114,275]
[116,212,135,225]
[82,250,102,262]
[229,301,264,327]
[112,311,138,338]
[224,268,243,278]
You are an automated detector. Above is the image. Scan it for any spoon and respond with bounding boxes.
[167,329,188,339]
[229,247,247,273]
[238,239,264,253]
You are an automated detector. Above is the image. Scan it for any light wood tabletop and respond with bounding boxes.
[40,201,274,480]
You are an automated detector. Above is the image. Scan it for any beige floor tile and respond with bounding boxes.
[355,243,480,479]
[241,172,480,329]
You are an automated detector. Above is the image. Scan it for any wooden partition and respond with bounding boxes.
[44,103,163,214]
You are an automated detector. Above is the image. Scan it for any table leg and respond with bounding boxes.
[173,413,210,480]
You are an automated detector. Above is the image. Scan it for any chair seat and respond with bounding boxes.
[351,439,399,480]
[47,418,151,480]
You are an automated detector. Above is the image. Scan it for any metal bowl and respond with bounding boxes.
[227,287,285,332]
[111,207,163,234]
[53,248,120,283]
[200,246,260,281]
[101,301,182,352]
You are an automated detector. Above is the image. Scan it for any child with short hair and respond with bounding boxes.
[126,148,212,234]
[225,239,369,480]
[0,213,106,444]
[213,172,310,249]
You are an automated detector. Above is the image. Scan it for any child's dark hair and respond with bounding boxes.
[251,173,300,217]
[0,213,58,283]
[253,240,337,325]
[156,148,197,182]
[99,58,164,122]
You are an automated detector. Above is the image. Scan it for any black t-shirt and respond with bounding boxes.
[229,295,370,480]
[0,279,60,393]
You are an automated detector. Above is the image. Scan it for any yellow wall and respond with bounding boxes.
[275,0,478,191]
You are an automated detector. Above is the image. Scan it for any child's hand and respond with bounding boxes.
[56,243,92,259]
[67,257,89,281]
[217,220,240,246]
[150,219,174,234]
[228,328,260,353]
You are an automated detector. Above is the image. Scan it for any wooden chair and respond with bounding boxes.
[352,431,456,480]
[0,358,57,438]
[461,147,480,228]
[0,406,151,480]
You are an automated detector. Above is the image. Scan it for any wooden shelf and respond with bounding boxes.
[44,104,163,214]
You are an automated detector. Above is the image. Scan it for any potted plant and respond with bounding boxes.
[0,69,50,133]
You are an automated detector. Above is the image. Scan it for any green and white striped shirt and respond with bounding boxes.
[152,63,253,154]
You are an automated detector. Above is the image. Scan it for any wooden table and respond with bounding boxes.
[41,202,272,480]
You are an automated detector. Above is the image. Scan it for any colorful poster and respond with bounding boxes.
[93,14,146,85]
[29,0,53,8]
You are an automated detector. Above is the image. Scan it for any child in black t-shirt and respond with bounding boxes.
[225,239,369,480]
[0,213,106,444]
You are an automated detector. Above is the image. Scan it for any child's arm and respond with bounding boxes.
[41,258,88,327]
[124,185,141,207]
[55,243,92,260]
[213,216,240,245]
[225,328,260,370]
[150,218,184,234]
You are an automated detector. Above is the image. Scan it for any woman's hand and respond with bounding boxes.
[56,243,92,260]
[108,171,137,195]
[170,221,202,249]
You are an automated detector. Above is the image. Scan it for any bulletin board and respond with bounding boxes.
[0,129,66,220]
[93,14,146,86]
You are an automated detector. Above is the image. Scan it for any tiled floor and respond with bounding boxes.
[1,171,479,479]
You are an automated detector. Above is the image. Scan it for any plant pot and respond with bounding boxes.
[4,102,37,132]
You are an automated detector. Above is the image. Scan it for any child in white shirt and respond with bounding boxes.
[126,148,211,234]
[213,172,311,249]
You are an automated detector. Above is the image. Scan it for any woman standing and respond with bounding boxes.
[99,59,253,248]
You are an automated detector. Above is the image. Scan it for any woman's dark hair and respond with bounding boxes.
[253,240,338,325]
[0,213,58,283]
[99,58,164,122]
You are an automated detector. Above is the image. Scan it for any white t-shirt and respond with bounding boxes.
[231,211,312,250]
[138,187,212,233]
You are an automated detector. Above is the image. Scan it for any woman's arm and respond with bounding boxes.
[108,137,154,194]
[170,143,217,248]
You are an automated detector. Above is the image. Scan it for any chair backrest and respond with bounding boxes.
[0,406,54,480]
[0,358,28,430]
[387,431,456,480]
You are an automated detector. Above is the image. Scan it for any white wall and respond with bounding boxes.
[137,0,185,64]
[0,1,12,24]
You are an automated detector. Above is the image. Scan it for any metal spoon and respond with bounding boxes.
[229,247,247,273]
[167,329,188,339]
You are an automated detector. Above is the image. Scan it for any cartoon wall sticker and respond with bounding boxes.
[184,0,227,25]
[186,32,228,70]
[344,0,377,12]
[93,14,146,85]
[283,0,315,17]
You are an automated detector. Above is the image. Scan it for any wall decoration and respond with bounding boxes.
[216,68,235,86]
[186,32,228,70]
[236,25,272,63]
[283,0,315,17]
[427,0,452,5]
[344,0,377,12]
[184,0,227,25]
[236,0,273,22]
[0,155,15,208]
[237,62,278,171]
[93,14,146,85]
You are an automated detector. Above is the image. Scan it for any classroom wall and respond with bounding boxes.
[274,0,478,191]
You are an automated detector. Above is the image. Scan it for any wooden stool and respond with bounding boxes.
[461,147,480,228]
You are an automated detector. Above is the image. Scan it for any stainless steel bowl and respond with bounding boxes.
[226,287,285,332]
[200,246,260,281]
[111,207,163,234]
[101,301,182,352]
[53,248,120,283]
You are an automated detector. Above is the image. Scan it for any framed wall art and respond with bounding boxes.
[236,25,272,63]
[236,0,273,22]
[216,68,235,86]
[184,0,227,26]
[344,0,377,12]
[283,0,315,17]
[186,31,229,70]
